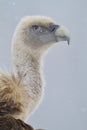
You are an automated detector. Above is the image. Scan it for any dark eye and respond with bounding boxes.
[32,25,48,33]
[32,25,41,32]
[33,25,39,30]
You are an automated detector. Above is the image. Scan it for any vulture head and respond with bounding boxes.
[13,16,70,57]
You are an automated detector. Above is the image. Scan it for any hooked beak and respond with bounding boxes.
[49,24,70,45]
[55,25,70,45]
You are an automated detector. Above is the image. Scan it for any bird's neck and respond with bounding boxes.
[12,43,43,98]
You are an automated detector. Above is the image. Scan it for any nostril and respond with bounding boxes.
[49,24,60,32]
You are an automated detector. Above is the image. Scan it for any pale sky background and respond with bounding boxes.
[0,0,87,130]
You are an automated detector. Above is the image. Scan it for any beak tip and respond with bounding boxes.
[67,38,70,45]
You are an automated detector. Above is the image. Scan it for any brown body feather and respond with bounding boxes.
[0,72,23,118]
[0,71,39,120]
[0,115,34,130]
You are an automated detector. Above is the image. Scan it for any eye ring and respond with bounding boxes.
[32,25,39,30]
[32,25,48,33]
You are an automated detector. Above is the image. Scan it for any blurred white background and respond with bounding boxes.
[0,0,87,130]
